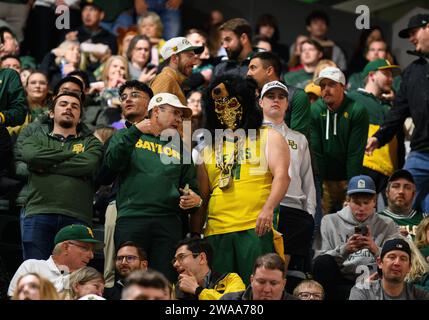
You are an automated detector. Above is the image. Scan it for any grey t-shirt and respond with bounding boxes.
[349,280,429,300]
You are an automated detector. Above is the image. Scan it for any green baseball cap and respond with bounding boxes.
[362,59,400,78]
[54,224,103,247]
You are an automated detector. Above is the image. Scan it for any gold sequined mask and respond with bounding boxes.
[211,83,243,130]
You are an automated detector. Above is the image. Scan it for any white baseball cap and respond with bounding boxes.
[160,37,204,60]
[314,67,346,86]
[148,93,193,118]
[260,81,289,98]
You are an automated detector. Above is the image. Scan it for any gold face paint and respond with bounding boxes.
[211,83,243,130]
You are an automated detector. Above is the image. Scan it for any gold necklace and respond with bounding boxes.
[215,134,245,190]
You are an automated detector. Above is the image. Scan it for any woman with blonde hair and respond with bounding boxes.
[91,56,130,127]
[64,266,105,300]
[101,55,129,90]
[12,273,60,300]
[40,40,82,88]
[415,217,429,262]
[406,237,429,292]
[312,59,337,81]
[137,12,166,66]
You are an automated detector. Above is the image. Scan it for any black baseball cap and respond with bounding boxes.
[380,238,411,260]
[53,76,84,96]
[398,14,429,38]
[388,169,415,184]
[81,0,103,11]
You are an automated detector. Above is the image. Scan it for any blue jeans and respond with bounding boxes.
[21,211,88,261]
[404,151,429,214]
[146,0,181,39]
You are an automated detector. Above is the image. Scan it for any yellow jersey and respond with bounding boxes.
[203,129,273,237]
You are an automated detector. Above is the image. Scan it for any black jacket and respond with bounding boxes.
[103,280,124,301]
[374,55,429,152]
[76,26,118,54]
[212,54,254,80]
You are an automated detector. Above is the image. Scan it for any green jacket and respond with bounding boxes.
[105,125,198,219]
[284,87,311,139]
[347,89,390,125]
[283,69,313,89]
[347,72,402,92]
[310,96,369,181]
[20,118,103,225]
[14,114,50,206]
[0,68,27,126]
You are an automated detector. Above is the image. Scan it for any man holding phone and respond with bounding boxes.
[313,175,399,300]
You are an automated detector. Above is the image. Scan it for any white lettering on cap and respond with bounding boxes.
[266,82,287,91]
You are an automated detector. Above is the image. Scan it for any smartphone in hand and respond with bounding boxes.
[354,225,369,236]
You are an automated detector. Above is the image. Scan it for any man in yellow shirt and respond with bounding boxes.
[173,237,245,300]
[191,75,290,284]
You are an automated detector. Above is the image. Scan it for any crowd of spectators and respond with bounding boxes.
[0,0,429,301]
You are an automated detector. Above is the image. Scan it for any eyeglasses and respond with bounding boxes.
[116,255,140,263]
[171,253,200,265]
[68,241,93,252]
[159,106,185,120]
[119,91,146,102]
[297,292,323,300]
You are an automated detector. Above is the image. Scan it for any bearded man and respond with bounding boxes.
[212,18,256,79]
[150,37,203,105]
[20,91,103,260]
[190,75,290,284]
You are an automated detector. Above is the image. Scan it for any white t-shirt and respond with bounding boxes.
[8,256,70,296]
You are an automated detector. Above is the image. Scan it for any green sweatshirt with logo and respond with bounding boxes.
[0,68,27,126]
[21,121,103,225]
[310,96,369,181]
[105,125,198,219]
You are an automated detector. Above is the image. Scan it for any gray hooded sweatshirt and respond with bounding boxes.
[316,206,399,279]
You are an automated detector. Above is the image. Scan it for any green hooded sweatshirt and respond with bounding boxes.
[20,118,103,225]
[310,95,369,181]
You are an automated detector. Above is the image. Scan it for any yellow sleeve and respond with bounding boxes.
[198,273,246,300]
